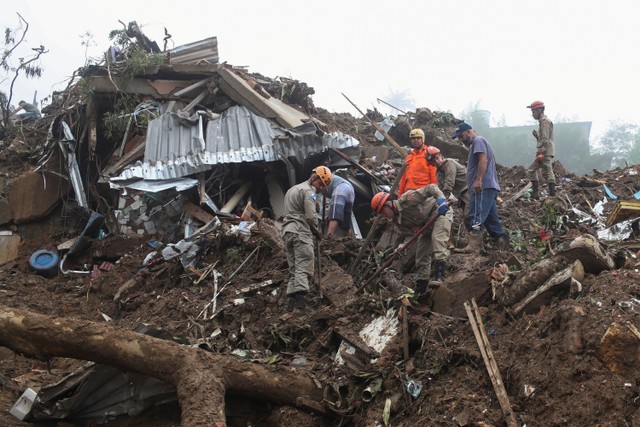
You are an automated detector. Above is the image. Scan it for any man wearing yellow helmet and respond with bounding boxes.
[398,128,438,197]
[281,166,332,312]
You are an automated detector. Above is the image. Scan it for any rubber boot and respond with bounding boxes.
[548,182,556,197]
[286,295,296,312]
[294,293,307,311]
[530,180,540,199]
[415,279,429,298]
[496,234,510,251]
[430,261,446,285]
[454,231,483,254]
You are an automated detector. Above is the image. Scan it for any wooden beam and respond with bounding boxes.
[464,299,519,427]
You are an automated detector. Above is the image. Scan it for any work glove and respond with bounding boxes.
[396,243,407,257]
[436,198,449,215]
[311,226,323,240]
[535,153,545,163]
[446,193,458,205]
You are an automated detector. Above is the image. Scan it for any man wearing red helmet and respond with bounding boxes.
[526,101,556,199]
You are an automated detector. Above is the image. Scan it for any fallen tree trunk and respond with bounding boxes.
[0,304,324,427]
[510,260,584,316]
[492,255,572,306]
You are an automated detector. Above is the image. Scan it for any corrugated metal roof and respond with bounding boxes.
[110,105,359,181]
[168,37,219,65]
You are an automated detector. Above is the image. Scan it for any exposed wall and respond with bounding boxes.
[471,111,608,176]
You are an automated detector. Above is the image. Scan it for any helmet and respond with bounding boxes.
[527,100,545,110]
[312,166,332,187]
[425,146,441,162]
[371,192,391,214]
[409,128,425,141]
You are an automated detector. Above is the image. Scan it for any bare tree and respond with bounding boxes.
[0,13,48,125]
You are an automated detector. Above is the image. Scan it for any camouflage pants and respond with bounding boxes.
[283,231,314,295]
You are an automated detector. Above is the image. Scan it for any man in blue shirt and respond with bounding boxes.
[452,123,509,253]
[325,174,355,237]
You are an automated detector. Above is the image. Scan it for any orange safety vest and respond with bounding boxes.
[398,145,438,196]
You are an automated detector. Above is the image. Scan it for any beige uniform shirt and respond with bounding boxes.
[536,115,555,157]
[282,181,319,237]
[436,159,468,198]
[394,184,445,233]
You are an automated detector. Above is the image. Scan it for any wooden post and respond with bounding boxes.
[464,298,519,427]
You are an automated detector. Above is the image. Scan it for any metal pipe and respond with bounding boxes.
[361,377,383,402]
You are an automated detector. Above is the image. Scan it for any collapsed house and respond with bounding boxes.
[1,22,640,427]
[0,26,372,255]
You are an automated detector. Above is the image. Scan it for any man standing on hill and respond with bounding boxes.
[526,100,556,199]
[281,166,332,312]
[452,123,509,253]
[398,128,438,196]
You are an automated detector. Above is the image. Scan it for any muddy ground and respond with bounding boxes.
[1,109,640,427]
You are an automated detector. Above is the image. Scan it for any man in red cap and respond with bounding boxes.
[526,101,556,199]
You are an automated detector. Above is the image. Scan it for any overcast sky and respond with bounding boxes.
[4,0,640,143]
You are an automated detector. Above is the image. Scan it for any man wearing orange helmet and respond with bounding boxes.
[526,100,556,199]
[398,128,438,197]
[370,184,452,296]
[281,166,332,312]
[425,146,469,212]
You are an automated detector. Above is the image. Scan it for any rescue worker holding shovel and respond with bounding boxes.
[370,183,452,295]
[452,122,509,253]
[526,100,556,199]
[282,166,332,311]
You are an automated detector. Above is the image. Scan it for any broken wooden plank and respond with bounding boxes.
[174,77,214,97]
[100,138,146,178]
[181,90,208,114]
[218,66,308,128]
[333,327,380,359]
[465,299,519,427]
[503,182,532,206]
[184,201,215,224]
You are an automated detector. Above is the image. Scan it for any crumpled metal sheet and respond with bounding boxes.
[110,105,359,182]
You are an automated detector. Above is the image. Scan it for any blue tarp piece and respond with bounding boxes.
[603,184,618,199]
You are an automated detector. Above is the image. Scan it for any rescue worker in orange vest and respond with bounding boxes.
[371,184,452,295]
[282,166,332,312]
[398,128,438,197]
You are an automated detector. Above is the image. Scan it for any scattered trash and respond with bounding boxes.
[603,184,618,199]
[406,379,423,398]
[362,377,383,402]
[9,388,37,421]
